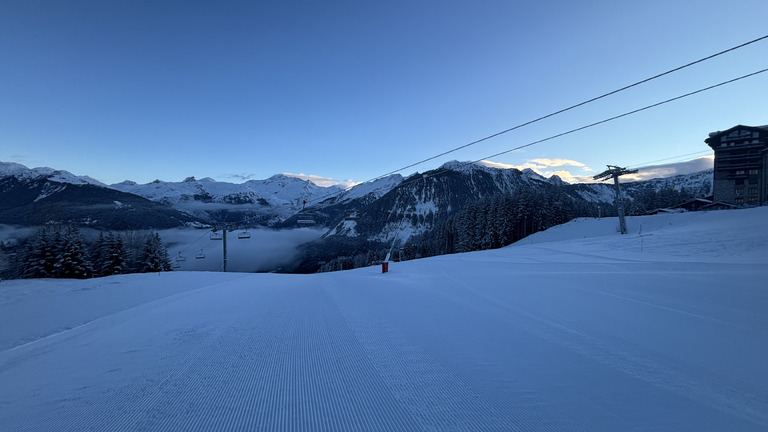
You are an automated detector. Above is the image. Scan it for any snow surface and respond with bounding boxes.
[1,208,767,431]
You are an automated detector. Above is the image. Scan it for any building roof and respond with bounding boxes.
[707,124,768,139]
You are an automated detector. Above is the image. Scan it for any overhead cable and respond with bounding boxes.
[385,67,768,192]
[363,34,768,183]
[627,150,713,171]
[303,34,768,208]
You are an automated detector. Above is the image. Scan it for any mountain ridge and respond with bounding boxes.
[1,160,713,236]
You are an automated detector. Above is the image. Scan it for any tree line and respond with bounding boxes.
[2,225,172,279]
[404,189,598,259]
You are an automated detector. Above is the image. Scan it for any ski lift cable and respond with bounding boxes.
[626,150,712,171]
[298,66,768,220]
[289,66,767,233]
[296,35,768,209]
[177,229,217,255]
[360,34,768,185]
[476,68,768,162]
[364,67,768,193]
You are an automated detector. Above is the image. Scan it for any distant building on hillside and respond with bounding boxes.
[705,124,768,206]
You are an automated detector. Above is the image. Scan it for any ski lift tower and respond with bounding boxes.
[211,223,251,272]
[593,165,637,235]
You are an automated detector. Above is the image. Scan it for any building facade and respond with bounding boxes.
[705,124,768,206]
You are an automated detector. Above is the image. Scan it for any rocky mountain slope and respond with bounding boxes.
[323,161,713,244]
[0,173,199,230]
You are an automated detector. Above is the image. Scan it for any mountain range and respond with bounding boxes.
[0,161,713,240]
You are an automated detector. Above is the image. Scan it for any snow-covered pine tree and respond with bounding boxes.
[91,232,109,277]
[20,228,62,278]
[140,232,172,273]
[105,233,127,276]
[55,225,93,279]
[21,229,49,278]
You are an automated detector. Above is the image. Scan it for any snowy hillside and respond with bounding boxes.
[331,174,403,203]
[1,207,766,431]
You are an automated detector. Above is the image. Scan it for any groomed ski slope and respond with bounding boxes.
[1,208,767,431]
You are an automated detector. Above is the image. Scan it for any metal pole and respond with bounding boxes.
[222,227,228,272]
[613,175,628,234]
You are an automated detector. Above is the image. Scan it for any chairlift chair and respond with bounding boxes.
[238,229,251,239]
[195,249,206,259]
[176,252,187,263]
[210,231,223,241]
[297,199,316,225]
[297,213,315,225]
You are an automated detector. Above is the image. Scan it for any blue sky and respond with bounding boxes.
[1,0,766,185]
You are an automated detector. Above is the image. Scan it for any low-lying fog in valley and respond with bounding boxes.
[0,225,326,274]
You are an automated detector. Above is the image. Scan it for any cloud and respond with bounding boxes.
[481,158,594,183]
[482,158,588,172]
[548,170,596,184]
[216,172,360,188]
[160,227,325,273]
[282,173,360,189]
[622,156,714,182]
[482,156,713,184]
[478,160,517,170]
[529,158,587,169]
[220,173,257,182]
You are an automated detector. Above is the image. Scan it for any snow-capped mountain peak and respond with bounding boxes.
[0,162,105,186]
[333,174,404,203]
[109,173,347,225]
[521,168,548,182]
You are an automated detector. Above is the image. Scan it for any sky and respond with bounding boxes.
[1,0,766,186]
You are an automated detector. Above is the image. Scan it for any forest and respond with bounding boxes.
[1,225,172,280]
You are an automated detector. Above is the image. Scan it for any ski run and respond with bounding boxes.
[1,207,767,431]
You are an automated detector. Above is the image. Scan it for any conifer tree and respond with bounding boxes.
[105,233,127,276]
[140,232,172,273]
[91,232,109,277]
[21,228,60,278]
[56,226,92,279]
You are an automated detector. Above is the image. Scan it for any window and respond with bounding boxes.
[735,197,744,204]
[735,187,744,195]
[748,197,757,203]
[749,188,758,195]
[735,170,745,175]
[749,169,759,175]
